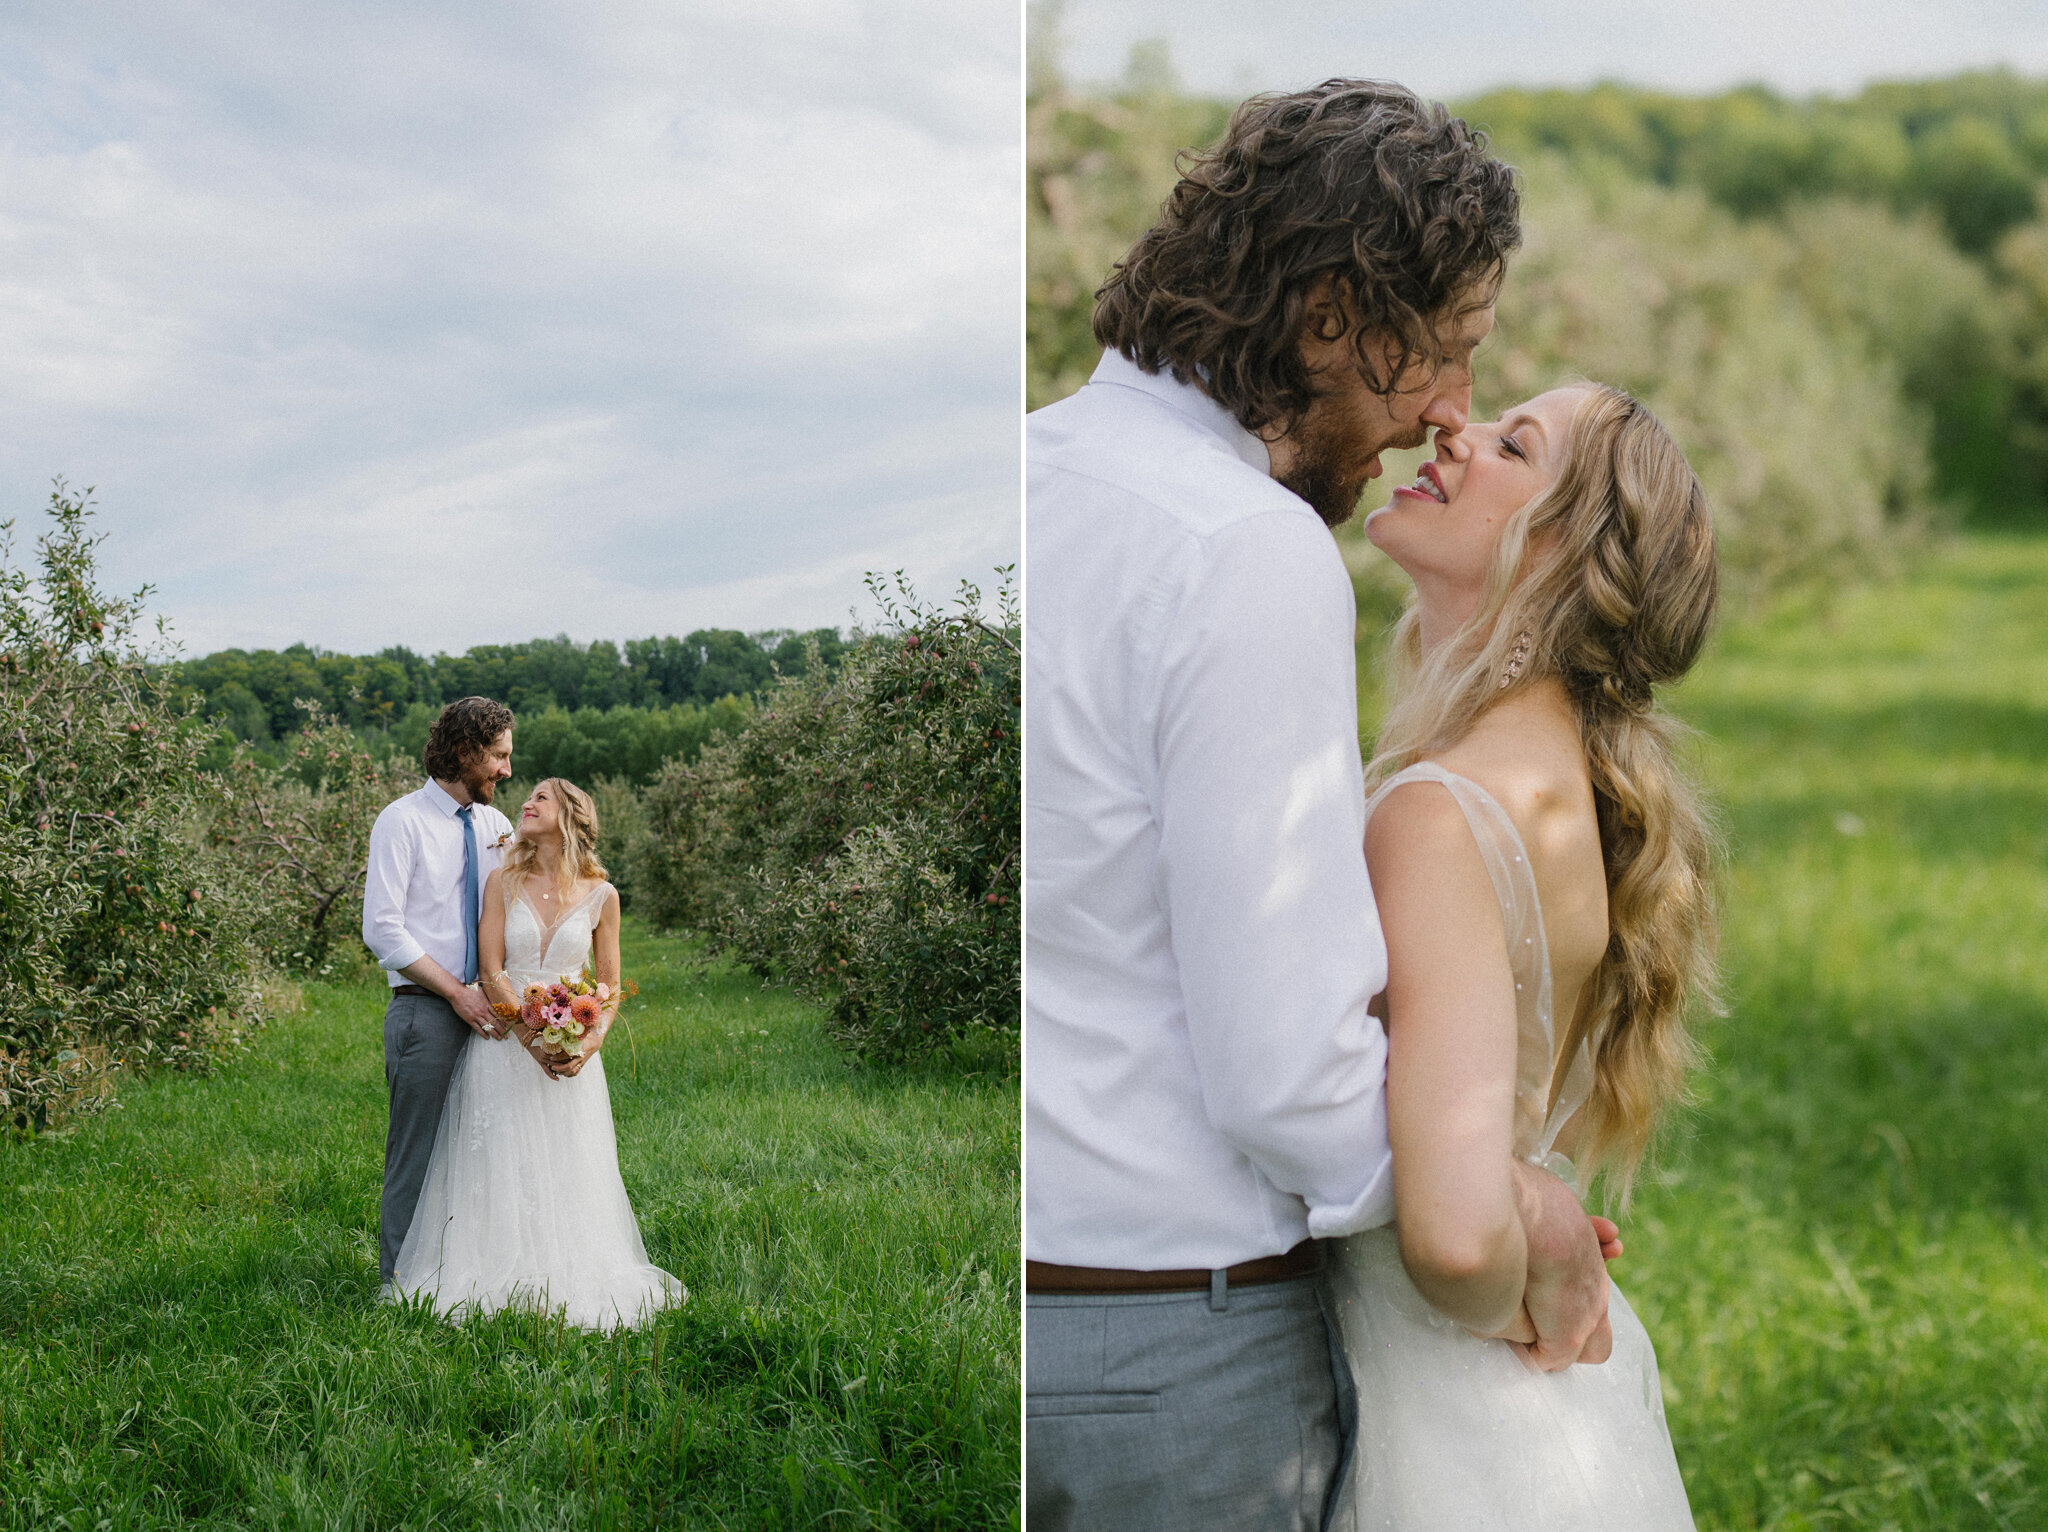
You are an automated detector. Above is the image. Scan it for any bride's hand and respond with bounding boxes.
[550,1020,608,1078]
[1510,1160,1614,1371]
[1470,1303,1543,1373]
[1472,1303,1539,1347]
[524,1035,573,1080]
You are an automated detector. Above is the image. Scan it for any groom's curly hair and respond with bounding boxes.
[1093,80,1520,438]
[423,696,514,782]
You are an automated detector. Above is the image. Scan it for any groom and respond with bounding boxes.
[361,696,517,1290]
[1025,81,1613,1527]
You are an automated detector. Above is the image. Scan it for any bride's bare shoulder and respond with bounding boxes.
[1434,679,1592,841]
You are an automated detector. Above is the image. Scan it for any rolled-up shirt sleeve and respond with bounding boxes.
[362,802,425,974]
[1154,509,1396,1237]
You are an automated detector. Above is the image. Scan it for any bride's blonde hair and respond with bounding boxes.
[1367,385,1721,1192]
[501,777,607,896]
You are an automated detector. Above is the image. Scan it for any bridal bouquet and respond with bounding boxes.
[522,974,612,1057]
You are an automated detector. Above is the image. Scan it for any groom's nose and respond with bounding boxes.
[1419,376,1473,436]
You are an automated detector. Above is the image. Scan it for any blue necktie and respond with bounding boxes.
[457,804,479,984]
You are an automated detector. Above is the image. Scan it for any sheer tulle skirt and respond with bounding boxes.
[1325,1226,1694,1531]
[393,1030,684,1331]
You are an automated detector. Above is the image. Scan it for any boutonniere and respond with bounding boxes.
[491,831,513,849]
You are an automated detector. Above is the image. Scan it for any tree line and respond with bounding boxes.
[172,627,848,744]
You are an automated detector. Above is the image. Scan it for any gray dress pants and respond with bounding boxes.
[380,991,470,1281]
[1026,1273,1357,1531]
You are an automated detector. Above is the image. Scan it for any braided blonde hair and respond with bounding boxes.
[501,777,608,898]
[1368,386,1722,1191]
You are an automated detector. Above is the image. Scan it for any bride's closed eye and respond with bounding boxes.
[1502,436,1527,461]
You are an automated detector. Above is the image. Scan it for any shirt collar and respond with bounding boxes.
[424,778,468,818]
[1089,348,1273,474]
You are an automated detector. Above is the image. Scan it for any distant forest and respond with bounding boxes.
[171,628,847,745]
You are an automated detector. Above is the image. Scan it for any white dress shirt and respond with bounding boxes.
[362,780,514,988]
[1025,349,1395,1270]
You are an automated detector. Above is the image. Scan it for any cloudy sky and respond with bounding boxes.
[1053,0,2048,100]
[1,2,1020,657]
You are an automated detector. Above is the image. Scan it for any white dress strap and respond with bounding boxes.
[1365,762,1593,1182]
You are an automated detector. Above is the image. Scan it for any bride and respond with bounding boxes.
[1327,384,1718,1527]
[392,777,685,1330]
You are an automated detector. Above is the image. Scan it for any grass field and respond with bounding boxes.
[1620,535,2048,1530]
[1480,534,2046,1530]
[0,925,1020,1529]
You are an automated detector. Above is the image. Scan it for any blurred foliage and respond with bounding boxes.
[209,715,420,975]
[1029,58,2048,548]
[0,489,271,1132]
[634,573,1020,1064]
[1477,163,1936,594]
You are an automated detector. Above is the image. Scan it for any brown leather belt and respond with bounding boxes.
[1027,1239,1324,1295]
[390,984,436,998]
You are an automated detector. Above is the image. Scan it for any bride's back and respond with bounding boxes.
[1433,675,1608,1102]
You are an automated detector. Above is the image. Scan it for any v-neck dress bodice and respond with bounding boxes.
[504,881,609,984]
[393,879,683,1330]
[1325,763,1694,1530]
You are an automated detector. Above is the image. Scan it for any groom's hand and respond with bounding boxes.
[447,984,499,1038]
[399,956,501,1036]
[1511,1160,1612,1371]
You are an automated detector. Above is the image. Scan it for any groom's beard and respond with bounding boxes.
[1277,437,1370,528]
[463,766,500,806]
[1275,399,1413,529]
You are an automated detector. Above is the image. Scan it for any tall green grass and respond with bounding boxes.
[0,925,1019,1528]
[1476,535,2046,1529]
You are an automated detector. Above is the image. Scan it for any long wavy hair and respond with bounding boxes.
[1367,386,1722,1192]
[1092,79,1521,439]
[500,778,607,899]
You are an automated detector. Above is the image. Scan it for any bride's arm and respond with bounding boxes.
[552,885,622,1079]
[476,870,515,1037]
[1368,783,1529,1336]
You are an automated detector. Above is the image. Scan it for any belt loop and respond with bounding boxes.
[1209,1267,1228,1312]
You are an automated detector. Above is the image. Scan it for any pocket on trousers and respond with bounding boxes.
[1027,1391,1163,1418]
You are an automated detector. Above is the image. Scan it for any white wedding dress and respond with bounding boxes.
[1326,763,1694,1529]
[393,881,685,1330]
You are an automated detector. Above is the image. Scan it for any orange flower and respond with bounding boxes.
[569,994,600,1027]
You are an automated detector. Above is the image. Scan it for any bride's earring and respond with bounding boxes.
[1499,630,1532,690]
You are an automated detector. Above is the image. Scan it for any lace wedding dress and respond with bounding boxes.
[393,882,685,1330]
[1326,763,1694,1529]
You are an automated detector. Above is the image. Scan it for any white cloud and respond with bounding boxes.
[0,0,1021,656]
